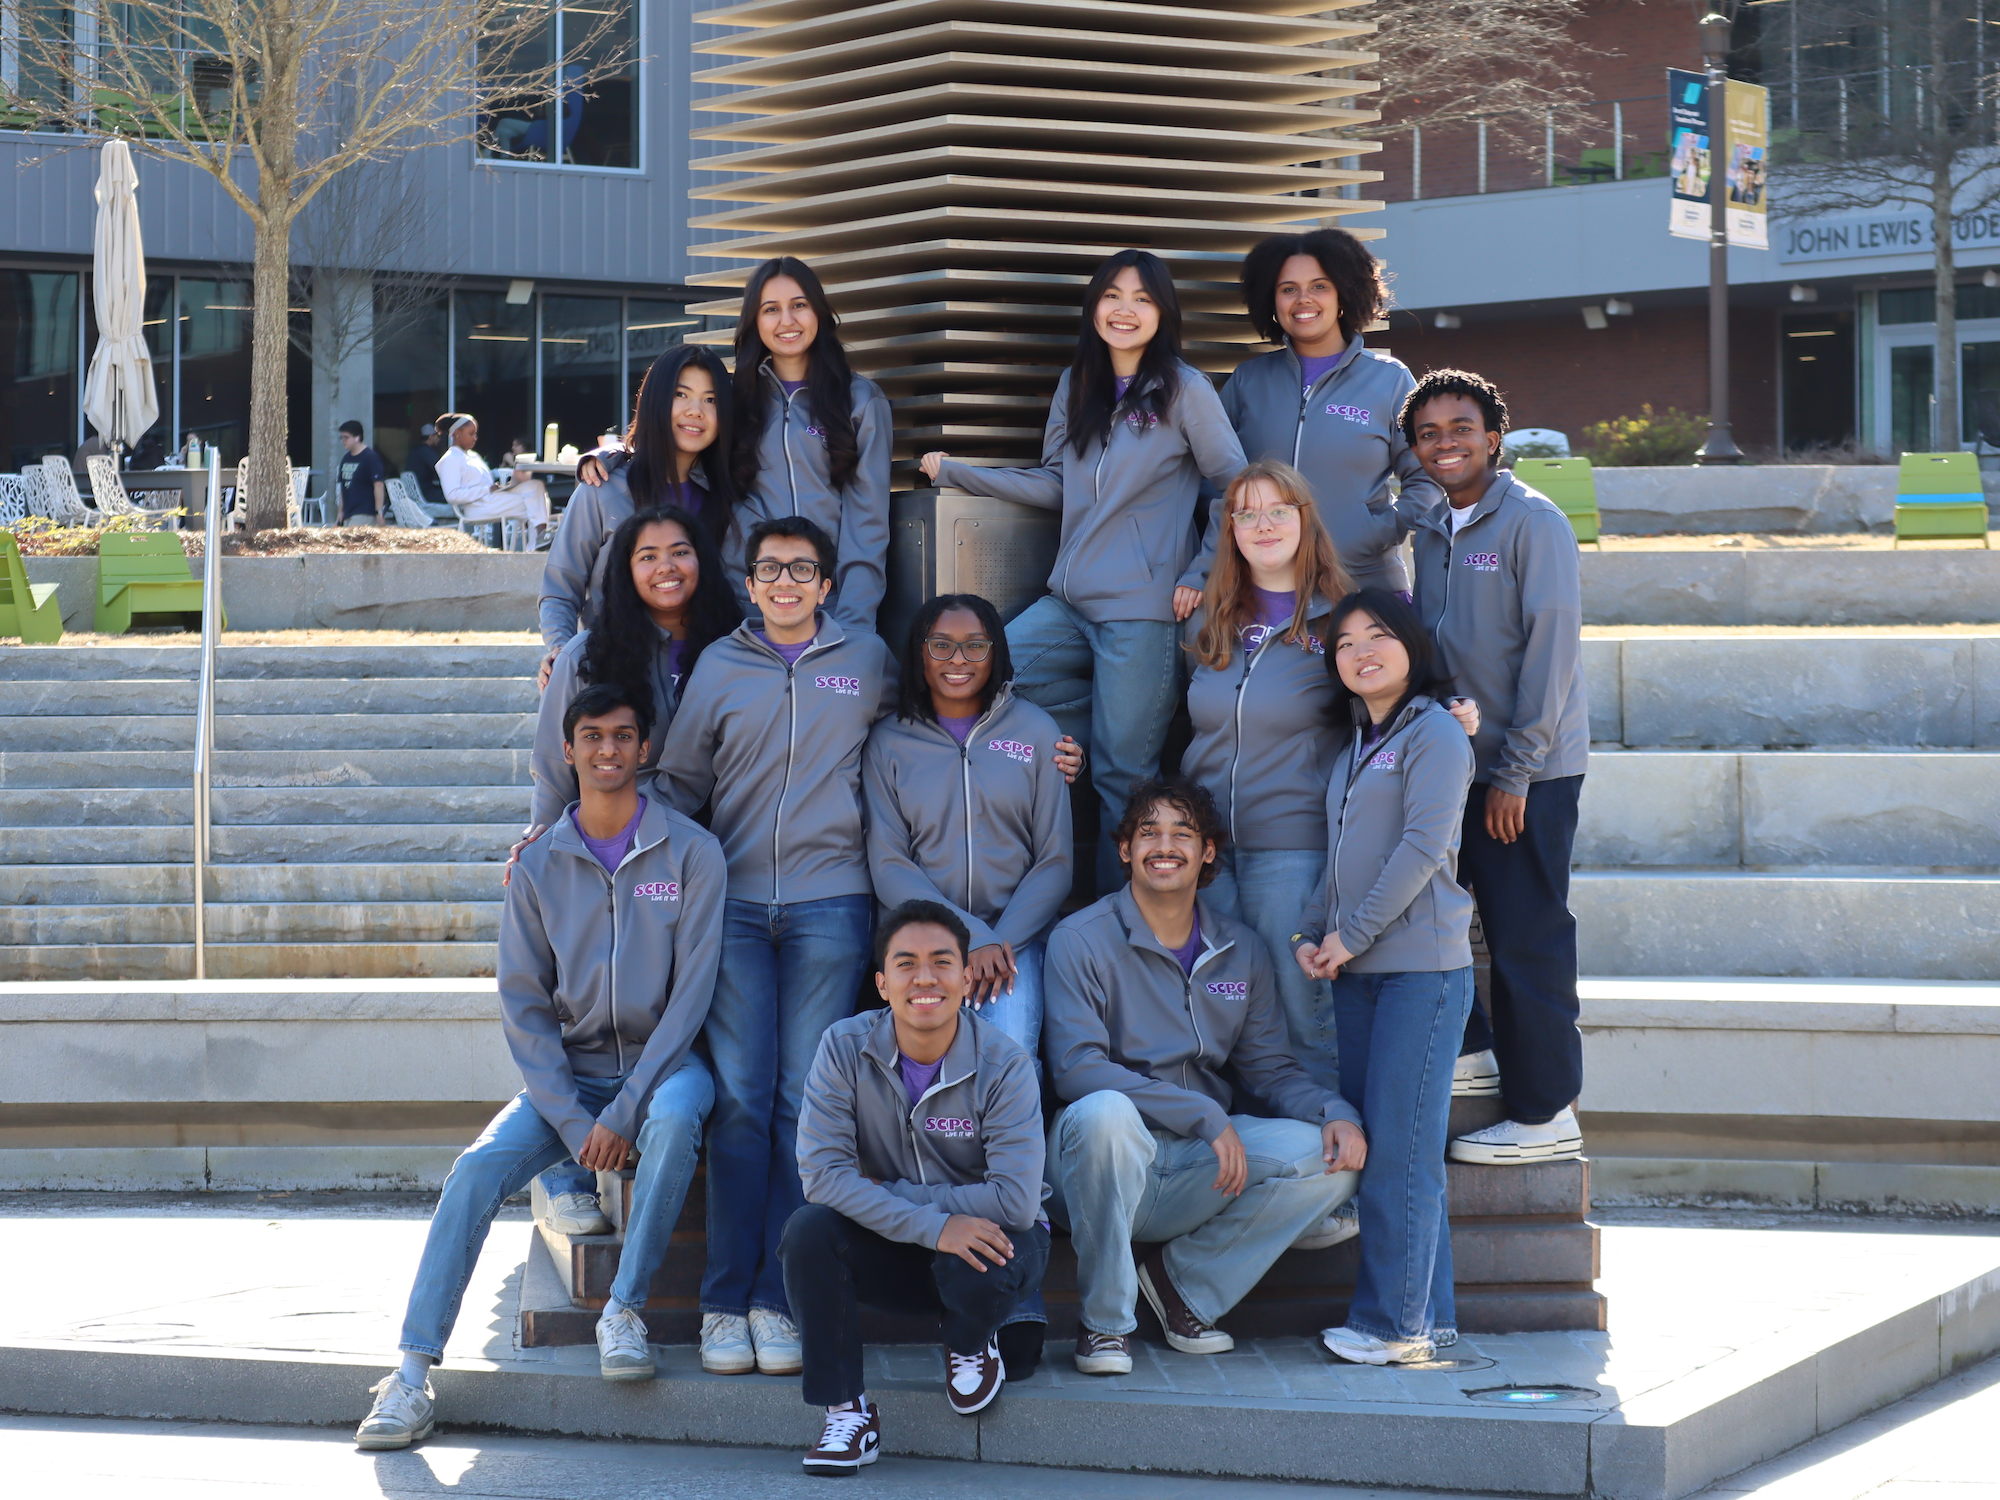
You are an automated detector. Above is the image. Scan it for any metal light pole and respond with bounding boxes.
[1696,10,1745,463]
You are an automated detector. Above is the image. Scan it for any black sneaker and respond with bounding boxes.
[803,1400,880,1476]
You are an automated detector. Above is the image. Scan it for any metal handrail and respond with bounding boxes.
[191,449,220,979]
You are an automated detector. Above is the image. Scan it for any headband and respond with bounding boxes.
[448,415,475,435]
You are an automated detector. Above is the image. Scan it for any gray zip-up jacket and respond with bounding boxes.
[1202,337,1441,593]
[1299,697,1476,974]
[1180,601,1340,851]
[530,626,682,831]
[797,1007,1048,1247]
[537,469,710,648]
[1044,886,1361,1144]
[498,795,727,1152]
[729,364,893,633]
[1405,471,1589,797]
[936,363,1246,624]
[863,683,1072,953]
[653,614,896,903]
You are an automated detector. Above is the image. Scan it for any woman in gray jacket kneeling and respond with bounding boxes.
[1294,589,1476,1368]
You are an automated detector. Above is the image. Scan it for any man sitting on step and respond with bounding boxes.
[356,682,726,1450]
[1043,775,1366,1375]
[782,900,1049,1476]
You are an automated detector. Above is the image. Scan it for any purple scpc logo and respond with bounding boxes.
[1368,749,1398,771]
[1206,980,1249,998]
[925,1115,976,1138]
[804,423,827,444]
[1462,552,1501,572]
[815,673,862,697]
[1326,403,1371,424]
[988,737,1035,765]
[633,881,680,902]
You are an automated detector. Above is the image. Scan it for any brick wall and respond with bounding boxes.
[1383,302,1779,453]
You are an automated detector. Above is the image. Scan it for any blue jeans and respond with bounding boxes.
[1005,595,1180,891]
[1046,1090,1356,1335]
[968,938,1045,1080]
[1206,846,1338,1095]
[398,1058,713,1359]
[1330,967,1474,1344]
[702,894,873,1318]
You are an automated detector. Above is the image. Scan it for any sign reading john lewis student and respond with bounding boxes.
[1669,69,1768,249]
[1779,207,2000,262]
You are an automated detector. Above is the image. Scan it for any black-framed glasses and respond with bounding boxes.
[923,635,993,663]
[752,558,824,584]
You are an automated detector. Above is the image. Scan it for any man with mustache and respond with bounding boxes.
[1040,775,1367,1374]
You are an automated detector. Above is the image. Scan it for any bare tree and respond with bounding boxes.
[1358,0,1594,148]
[1774,0,2000,449]
[8,1,626,529]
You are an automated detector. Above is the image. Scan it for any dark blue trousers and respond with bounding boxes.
[1458,775,1584,1126]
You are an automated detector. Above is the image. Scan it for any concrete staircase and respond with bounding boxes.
[0,643,538,980]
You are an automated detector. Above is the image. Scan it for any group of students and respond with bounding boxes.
[352,227,1591,1476]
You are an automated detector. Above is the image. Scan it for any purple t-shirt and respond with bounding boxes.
[1114,374,1134,401]
[1168,911,1202,975]
[780,378,806,396]
[664,635,686,688]
[937,711,978,745]
[898,1052,944,1106]
[1300,352,1343,393]
[668,478,705,516]
[755,628,813,667]
[1242,587,1296,652]
[575,796,645,875]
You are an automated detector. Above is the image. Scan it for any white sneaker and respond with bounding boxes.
[749,1307,804,1375]
[545,1191,611,1236]
[1448,1105,1583,1164]
[1322,1324,1436,1366]
[1292,1200,1360,1250]
[354,1374,434,1449]
[1451,1049,1502,1097]
[700,1311,756,1375]
[596,1306,654,1382]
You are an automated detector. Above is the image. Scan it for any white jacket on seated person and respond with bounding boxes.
[436,444,550,532]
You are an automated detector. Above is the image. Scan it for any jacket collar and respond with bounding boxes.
[860,998,980,1084]
[733,610,844,662]
[1421,469,1518,539]
[903,680,1016,742]
[1285,334,1366,391]
[1110,884,1232,968]
[1347,692,1440,754]
[547,790,674,868]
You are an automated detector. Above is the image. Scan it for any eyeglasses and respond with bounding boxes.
[1230,504,1299,529]
[752,558,824,584]
[923,636,993,663]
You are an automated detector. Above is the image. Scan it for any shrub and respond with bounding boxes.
[6,513,185,557]
[1577,405,1709,467]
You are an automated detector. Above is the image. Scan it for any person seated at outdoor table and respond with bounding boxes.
[432,411,550,545]
[541,346,738,686]
[782,900,1051,1475]
[505,436,535,467]
[402,423,445,507]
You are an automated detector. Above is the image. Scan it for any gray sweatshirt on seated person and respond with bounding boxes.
[862,682,1072,953]
[1298,696,1476,974]
[529,625,682,830]
[1043,886,1361,1145]
[797,1007,1048,1248]
[498,796,727,1153]
[935,363,1246,624]
[1404,469,1589,798]
[652,614,896,904]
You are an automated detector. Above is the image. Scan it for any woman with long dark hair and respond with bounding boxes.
[1293,589,1476,1366]
[920,249,1245,885]
[541,346,737,684]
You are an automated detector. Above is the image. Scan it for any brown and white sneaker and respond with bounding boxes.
[802,1399,880,1476]
[945,1335,1004,1415]
[1138,1245,1234,1354]
[1072,1326,1134,1375]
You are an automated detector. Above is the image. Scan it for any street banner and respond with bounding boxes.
[1668,67,1710,241]
[1669,69,1770,249]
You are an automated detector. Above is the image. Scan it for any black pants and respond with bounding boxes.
[1458,775,1584,1126]
[779,1202,1050,1407]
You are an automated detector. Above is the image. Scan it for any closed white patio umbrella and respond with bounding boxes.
[82,139,159,454]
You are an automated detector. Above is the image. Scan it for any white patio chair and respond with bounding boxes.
[385,477,434,529]
[40,457,102,526]
[87,455,177,529]
[20,467,60,521]
[0,475,29,527]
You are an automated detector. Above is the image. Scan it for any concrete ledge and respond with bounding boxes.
[0,1145,465,1192]
[1593,465,1905,535]
[1581,549,2000,627]
[1592,1158,2000,1215]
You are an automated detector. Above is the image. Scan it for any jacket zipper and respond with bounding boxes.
[1291,358,1345,466]
[769,634,836,903]
[778,375,800,516]
[1226,635,1271,835]
[870,1051,975,1187]
[1331,705,1416,935]
[1060,442,1112,602]
[958,701,999,912]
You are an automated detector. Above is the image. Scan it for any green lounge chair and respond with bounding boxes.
[1894,452,1991,547]
[0,530,63,643]
[96,532,223,634]
[1512,457,1602,546]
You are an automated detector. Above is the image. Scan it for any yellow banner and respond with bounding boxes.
[1723,79,1768,250]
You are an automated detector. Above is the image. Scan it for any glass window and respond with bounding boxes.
[177,278,253,469]
[2,4,75,125]
[0,270,80,467]
[1879,288,1932,325]
[541,294,621,456]
[624,299,695,412]
[1961,341,2000,447]
[373,290,448,477]
[480,0,637,169]
[1889,344,1934,454]
[453,290,535,462]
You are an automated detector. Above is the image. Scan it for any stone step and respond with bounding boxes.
[0,901,499,946]
[0,643,545,681]
[1,677,537,717]
[0,785,529,828]
[0,749,534,790]
[1579,750,2000,869]
[0,941,498,981]
[0,862,503,905]
[0,713,536,753]
[0,824,519,864]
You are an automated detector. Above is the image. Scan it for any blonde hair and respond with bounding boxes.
[1192,459,1353,670]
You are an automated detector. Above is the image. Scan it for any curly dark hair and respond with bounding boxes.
[1397,368,1509,445]
[1239,228,1387,346]
[1112,775,1226,887]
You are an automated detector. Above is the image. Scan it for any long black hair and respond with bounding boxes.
[624,345,737,546]
[584,505,739,704]
[1325,588,1454,731]
[731,257,859,495]
[1065,249,1185,454]
[897,592,1014,725]
[1239,228,1387,347]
